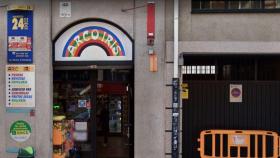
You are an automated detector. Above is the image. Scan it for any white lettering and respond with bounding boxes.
[101,32,107,42]
[91,30,99,40]
[74,36,83,46]
[83,31,90,41]
[110,40,117,49]
[113,45,121,56]
[67,46,76,56]
[105,34,113,46]
[113,46,118,55]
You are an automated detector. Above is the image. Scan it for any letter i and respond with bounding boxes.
[102,32,107,42]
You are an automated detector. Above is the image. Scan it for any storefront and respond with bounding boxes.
[0,1,168,158]
[52,19,134,158]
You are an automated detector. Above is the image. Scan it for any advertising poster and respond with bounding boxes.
[7,8,33,63]
[6,65,35,108]
[10,120,32,142]
[230,84,243,103]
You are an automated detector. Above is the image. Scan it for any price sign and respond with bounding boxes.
[7,7,33,63]
[6,65,35,108]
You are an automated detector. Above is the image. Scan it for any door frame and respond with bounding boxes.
[52,68,134,158]
[90,70,97,158]
[52,18,135,158]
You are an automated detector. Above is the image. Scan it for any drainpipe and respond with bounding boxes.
[172,0,180,158]
[174,0,179,78]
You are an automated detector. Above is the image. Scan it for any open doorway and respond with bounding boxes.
[53,68,133,158]
[52,18,134,158]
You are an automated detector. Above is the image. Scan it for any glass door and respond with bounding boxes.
[53,70,97,158]
[95,69,133,158]
[53,68,134,158]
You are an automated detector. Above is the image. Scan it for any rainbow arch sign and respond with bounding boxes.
[55,21,132,62]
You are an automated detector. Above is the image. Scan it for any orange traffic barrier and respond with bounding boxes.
[198,130,280,158]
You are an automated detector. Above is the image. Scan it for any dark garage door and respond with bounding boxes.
[182,81,280,158]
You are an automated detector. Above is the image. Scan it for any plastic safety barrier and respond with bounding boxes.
[198,130,280,158]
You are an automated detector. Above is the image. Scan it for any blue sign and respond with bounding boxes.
[78,100,87,108]
[7,10,33,63]
[172,78,180,158]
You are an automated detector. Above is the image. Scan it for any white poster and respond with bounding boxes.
[74,131,87,141]
[229,84,242,103]
[6,65,35,108]
[60,1,71,18]
[75,122,87,131]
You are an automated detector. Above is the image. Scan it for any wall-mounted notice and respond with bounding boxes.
[10,120,32,142]
[230,84,242,103]
[60,1,71,17]
[181,83,189,100]
[6,65,35,108]
[7,6,33,63]
[172,78,180,158]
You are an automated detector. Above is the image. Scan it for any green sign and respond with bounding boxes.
[10,120,31,142]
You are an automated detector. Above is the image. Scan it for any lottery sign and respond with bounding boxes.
[7,7,33,63]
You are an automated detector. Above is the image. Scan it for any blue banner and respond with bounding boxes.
[172,78,180,158]
[7,10,33,63]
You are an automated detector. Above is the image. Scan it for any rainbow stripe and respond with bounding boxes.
[63,26,126,57]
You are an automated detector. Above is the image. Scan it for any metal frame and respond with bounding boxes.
[191,0,280,14]
[90,70,97,158]
[198,130,280,158]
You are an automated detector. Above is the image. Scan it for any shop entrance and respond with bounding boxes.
[52,18,134,158]
[53,68,133,158]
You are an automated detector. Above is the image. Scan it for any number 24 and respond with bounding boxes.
[12,18,24,30]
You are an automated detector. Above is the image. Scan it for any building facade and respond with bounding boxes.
[0,0,280,158]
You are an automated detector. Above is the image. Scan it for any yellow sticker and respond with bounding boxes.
[8,5,33,11]
[181,83,189,99]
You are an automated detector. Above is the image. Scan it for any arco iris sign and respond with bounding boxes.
[55,20,133,62]
[63,26,126,57]
[10,120,32,142]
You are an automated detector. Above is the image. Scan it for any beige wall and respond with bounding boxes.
[0,0,52,158]
[52,0,134,39]
[52,0,167,158]
[166,0,280,42]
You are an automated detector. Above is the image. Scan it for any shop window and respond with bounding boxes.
[192,0,280,12]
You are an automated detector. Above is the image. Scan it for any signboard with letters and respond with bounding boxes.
[60,1,71,17]
[6,65,35,108]
[7,6,33,63]
[55,21,133,62]
[172,78,180,158]
[10,120,32,142]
